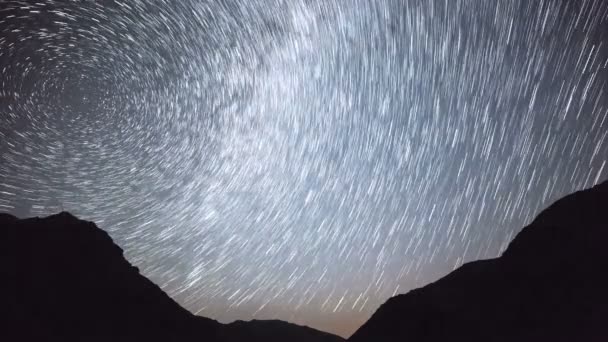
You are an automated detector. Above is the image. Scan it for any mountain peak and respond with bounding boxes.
[349,180,608,341]
[1,211,343,342]
[3,181,606,341]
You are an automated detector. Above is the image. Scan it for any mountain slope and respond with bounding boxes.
[349,180,608,342]
[0,212,343,342]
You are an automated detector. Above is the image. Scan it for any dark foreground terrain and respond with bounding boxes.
[0,211,343,342]
[1,180,607,341]
[350,180,608,342]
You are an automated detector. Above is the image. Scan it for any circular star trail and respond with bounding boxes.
[1,0,607,337]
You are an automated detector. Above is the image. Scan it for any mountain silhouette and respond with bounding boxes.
[0,212,344,342]
[2,180,607,341]
[349,180,608,341]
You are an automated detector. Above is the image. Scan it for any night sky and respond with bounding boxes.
[1,0,607,337]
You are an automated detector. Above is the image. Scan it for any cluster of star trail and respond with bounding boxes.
[1,0,607,337]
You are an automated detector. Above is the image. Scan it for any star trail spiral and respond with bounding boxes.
[1,0,607,337]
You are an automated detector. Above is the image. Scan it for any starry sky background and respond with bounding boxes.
[1,0,607,338]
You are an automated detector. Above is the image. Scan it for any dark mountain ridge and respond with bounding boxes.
[0,211,343,342]
[2,180,607,341]
[349,180,608,341]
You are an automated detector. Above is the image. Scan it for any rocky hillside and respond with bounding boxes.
[349,180,608,342]
[0,212,343,342]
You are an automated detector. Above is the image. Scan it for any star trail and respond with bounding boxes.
[1,0,607,337]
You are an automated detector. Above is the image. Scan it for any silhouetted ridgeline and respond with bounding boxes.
[349,180,608,342]
[1,180,607,341]
[0,212,344,342]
